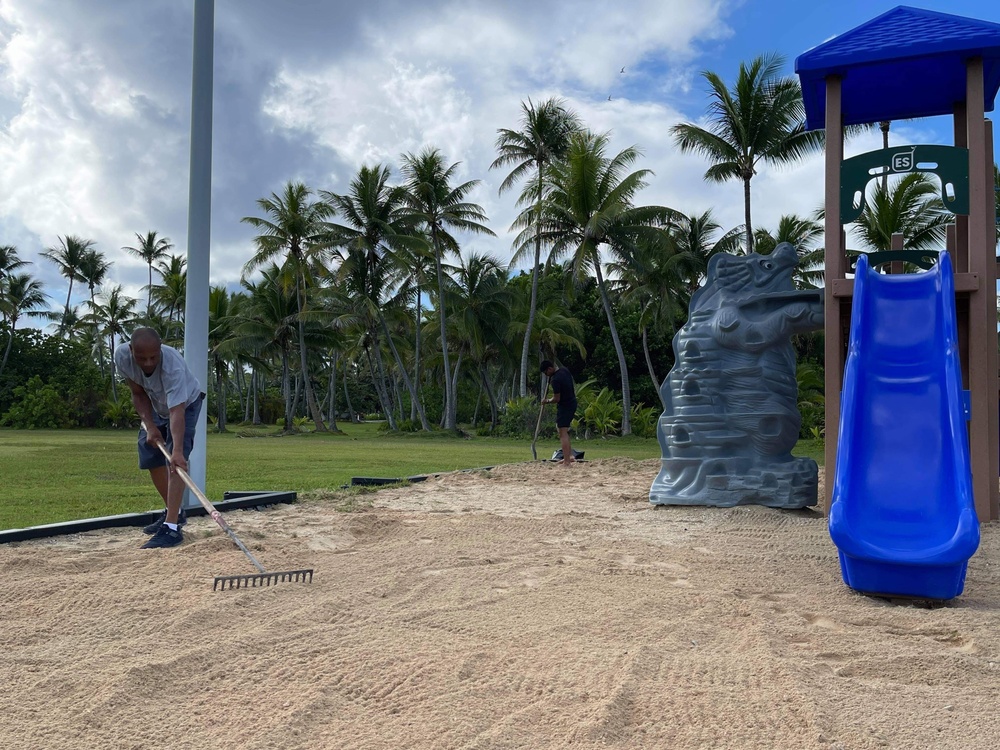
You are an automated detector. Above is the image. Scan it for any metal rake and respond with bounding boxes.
[155,442,314,592]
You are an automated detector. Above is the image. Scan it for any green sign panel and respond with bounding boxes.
[840,145,969,224]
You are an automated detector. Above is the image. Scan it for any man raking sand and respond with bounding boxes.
[114,327,204,549]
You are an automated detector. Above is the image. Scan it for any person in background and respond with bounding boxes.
[114,327,204,549]
[540,360,577,466]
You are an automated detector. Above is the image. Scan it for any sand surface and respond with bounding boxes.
[2,458,1000,749]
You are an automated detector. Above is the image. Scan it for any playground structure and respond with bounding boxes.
[796,6,1000,597]
[649,244,824,508]
[829,252,980,599]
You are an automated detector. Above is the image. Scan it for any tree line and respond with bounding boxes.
[2,54,991,435]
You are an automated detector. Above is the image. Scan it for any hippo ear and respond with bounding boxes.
[705,252,727,281]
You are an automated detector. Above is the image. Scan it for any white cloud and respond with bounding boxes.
[2,0,978,332]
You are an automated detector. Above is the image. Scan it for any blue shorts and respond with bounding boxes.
[137,396,204,470]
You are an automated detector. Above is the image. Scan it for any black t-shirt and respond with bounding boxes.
[550,367,576,406]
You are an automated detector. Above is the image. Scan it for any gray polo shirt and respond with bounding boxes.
[114,343,203,419]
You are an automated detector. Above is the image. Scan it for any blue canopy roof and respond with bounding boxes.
[796,6,1000,131]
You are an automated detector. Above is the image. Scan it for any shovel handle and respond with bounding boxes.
[154,440,266,574]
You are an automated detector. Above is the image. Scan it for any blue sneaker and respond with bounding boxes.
[141,525,184,549]
[142,508,187,535]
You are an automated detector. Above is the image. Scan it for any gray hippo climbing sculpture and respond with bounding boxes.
[649,243,824,509]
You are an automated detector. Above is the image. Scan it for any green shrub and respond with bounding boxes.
[498,395,555,439]
[0,376,76,429]
[575,387,622,438]
[629,403,660,439]
[797,362,825,438]
[100,393,138,429]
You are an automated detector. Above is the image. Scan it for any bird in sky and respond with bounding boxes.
[620,66,625,74]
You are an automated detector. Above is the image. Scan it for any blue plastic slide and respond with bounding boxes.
[829,252,980,599]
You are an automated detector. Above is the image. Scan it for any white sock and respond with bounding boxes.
[165,522,179,531]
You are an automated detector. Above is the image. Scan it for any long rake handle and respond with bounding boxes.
[154,441,266,574]
[531,373,548,461]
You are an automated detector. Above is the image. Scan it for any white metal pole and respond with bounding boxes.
[182,0,214,505]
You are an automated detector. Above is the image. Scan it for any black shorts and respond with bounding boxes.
[556,401,577,429]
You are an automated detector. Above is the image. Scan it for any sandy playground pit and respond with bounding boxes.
[2,458,1000,749]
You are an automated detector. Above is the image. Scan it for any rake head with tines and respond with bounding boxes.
[214,568,314,591]
[152,441,316,592]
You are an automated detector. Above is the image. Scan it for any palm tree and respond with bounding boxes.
[0,245,28,281]
[397,242,434,422]
[207,286,242,432]
[849,172,951,253]
[669,210,744,290]
[607,234,692,404]
[237,264,300,430]
[77,248,113,375]
[88,284,139,399]
[323,164,431,431]
[449,253,513,430]
[77,249,112,306]
[671,53,823,253]
[41,235,95,335]
[0,245,29,326]
[400,147,495,430]
[540,130,674,434]
[151,254,187,340]
[491,97,582,396]
[0,272,47,380]
[123,231,174,317]
[525,300,586,364]
[242,181,333,432]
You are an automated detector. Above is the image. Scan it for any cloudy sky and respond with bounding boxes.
[1,0,998,325]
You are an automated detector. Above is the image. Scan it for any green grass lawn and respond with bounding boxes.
[0,425,825,531]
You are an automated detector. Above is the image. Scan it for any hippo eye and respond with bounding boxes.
[761,260,774,270]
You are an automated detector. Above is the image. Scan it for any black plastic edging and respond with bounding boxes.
[0,490,298,545]
[350,476,429,487]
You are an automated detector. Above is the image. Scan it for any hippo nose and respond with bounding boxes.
[772,242,799,267]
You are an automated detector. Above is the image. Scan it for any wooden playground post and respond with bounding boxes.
[822,74,844,510]
[964,57,1000,521]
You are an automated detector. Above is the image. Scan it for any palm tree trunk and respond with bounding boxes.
[432,229,455,430]
[743,176,754,254]
[62,279,74,337]
[245,368,253,423]
[472,381,482,426]
[147,263,153,318]
[450,350,463,427]
[343,365,358,423]
[282,349,295,432]
[594,262,632,435]
[481,363,500,431]
[293,373,303,419]
[519,166,546,397]
[109,332,119,403]
[379,314,431,430]
[365,343,397,430]
[393,373,405,425]
[216,361,227,432]
[252,368,261,425]
[642,325,665,409]
[327,350,338,428]
[294,272,327,432]
[411,283,422,421]
[0,319,15,379]
[89,288,107,380]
